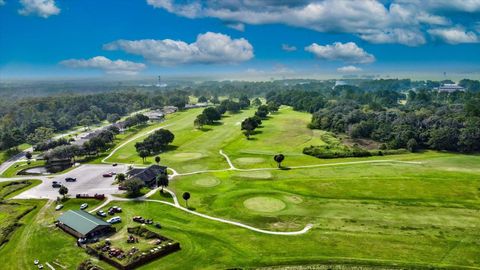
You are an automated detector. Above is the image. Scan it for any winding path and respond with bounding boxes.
[0,119,424,236]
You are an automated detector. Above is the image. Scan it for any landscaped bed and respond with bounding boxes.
[87,226,180,269]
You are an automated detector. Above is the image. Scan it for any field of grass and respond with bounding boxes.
[65,199,480,269]
[106,107,260,172]
[105,106,419,173]
[0,160,45,177]
[1,105,480,269]
[0,143,31,164]
[0,180,42,200]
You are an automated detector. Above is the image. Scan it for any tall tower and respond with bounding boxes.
[157,75,161,86]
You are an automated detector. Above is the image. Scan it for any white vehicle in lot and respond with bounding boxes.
[55,204,63,211]
[80,203,88,210]
[107,216,121,224]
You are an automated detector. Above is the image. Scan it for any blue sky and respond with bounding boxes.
[1,0,480,80]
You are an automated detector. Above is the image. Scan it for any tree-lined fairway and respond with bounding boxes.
[106,107,336,172]
[2,106,480,269]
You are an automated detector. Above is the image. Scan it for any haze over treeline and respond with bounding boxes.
[1,78,479,155]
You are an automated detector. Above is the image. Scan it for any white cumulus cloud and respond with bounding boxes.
[337,65,363,73]
[145,0,470,46]
[226,22,245,31]
[305,42,375,64]
[18,0,60,18]
[60,56,146,75]
[397,0,480,13]
[104,32,254,65]
[282,44,297,52]
[428,27,479,44]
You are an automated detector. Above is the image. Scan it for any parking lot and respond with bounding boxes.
[15,164,128,199]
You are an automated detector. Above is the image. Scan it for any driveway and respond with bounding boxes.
[14,164,128,199]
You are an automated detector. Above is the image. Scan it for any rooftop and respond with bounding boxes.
[57,210,111,236]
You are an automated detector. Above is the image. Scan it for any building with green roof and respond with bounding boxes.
[57,210,113,238]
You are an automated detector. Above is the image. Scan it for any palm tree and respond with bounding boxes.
[274,154,285,168]
[182,192,191,208]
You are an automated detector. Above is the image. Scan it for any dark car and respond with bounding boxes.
[65,177,76,182]
[52,181,61,188]
[132,216,145,223]
[112,163,118,167]
[102,173,113,177]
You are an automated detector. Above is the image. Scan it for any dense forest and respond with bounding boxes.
[266,80,480,153]
[1,78,479,154]
[0,90,189,151]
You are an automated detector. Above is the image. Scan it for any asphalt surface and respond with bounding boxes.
[14,164,128,200]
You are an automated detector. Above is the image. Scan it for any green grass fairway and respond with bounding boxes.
[243,196,286,212]
[108,106,418,173]
[194,177,221,187]
[3,106,480,269]
[166,151,480,268]
[106,107,261,172]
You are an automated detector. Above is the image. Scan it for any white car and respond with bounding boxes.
[55,204,63,211]
[107,216,121,224]
[80,203,88,210]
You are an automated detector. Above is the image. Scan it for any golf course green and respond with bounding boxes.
[1,106,479,269]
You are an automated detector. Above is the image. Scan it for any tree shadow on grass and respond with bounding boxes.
[279,166,291,171]
[187,206,196,211]
[196,127,213,132]
[158,191,173,199]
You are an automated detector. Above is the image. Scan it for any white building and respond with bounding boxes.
[437,84,465,93]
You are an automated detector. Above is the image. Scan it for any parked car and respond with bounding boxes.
[52,181,61,188]
[80,203,88,210]
[96,210,107,217]
[65,177,76,182]
[108,206,122,215]
[55,204,63,211]
[112,163,118,167]
[132,216,145,223]
[102,173,113,177]
[34,259,39,265]
[107,216,121,224]
[109,172,117,175]
[38,264,43,269]
[118,185,127,190]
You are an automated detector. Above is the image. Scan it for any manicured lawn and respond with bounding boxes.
[0,143,31,164]
[167,155,480,269]
[2,105,480,269]
[0,160,45,177]
[84,200,480,269]
[0,199,113,270]
[107,107,262,172]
